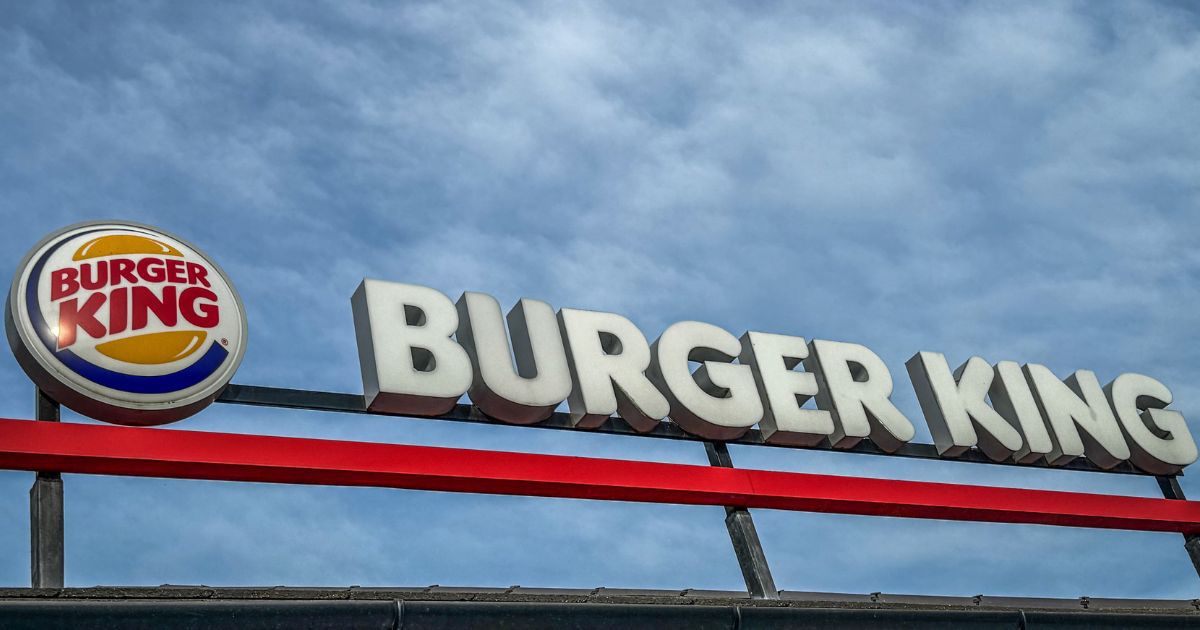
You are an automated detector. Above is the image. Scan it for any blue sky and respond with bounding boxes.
[2,0,1199,598]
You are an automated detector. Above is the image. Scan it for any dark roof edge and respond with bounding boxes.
[1,586,1197,615]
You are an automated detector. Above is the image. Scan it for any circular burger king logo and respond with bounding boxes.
[5,221,247,425]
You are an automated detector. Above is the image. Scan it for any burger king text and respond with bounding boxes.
[352,279,1198,475]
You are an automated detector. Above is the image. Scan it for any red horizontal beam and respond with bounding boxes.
[0,418,1196,533]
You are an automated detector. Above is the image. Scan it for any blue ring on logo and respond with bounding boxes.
[24,227,229,395]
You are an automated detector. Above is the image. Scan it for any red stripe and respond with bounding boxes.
[0,418,1196,533]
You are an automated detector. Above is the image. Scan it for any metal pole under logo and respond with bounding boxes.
[29,388,62,589]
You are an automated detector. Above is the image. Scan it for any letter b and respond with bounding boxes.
[352,280,473,416]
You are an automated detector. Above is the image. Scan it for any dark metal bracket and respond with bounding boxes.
[705,442,778,599]
[30,388,62,589]
[1156,475,1200,579]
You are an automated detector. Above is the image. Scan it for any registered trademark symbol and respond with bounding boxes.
[220,338,229,346]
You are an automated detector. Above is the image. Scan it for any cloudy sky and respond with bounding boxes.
[2,0,1199,599]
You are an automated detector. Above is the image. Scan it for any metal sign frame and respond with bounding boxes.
[12,383,1200,597]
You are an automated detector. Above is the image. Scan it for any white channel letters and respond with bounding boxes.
[352,279,1197,474]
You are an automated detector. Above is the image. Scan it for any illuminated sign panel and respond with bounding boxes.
[6,222,247,425]
[352,279,1198,474]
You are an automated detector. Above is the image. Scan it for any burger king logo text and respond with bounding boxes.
[5,221,247,425]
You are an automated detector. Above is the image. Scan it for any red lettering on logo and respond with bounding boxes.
[180,287,220,328]
[57,293,106,349]
[131,285,177,330]
[47,251,224,351]
[50,268,79,301]
[165,259,186,284]
[185,262,211,288]
[108,287,128,335]
[79,262,107,291]
[110,259,138,286]
[136,258,166,283]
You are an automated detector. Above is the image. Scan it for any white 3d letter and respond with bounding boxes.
[739,332,832,446]
[1025,364,1130,468]
[647,322,763,440]
[805,340,914,452]
[906,352,1023,461]
[352,280,472,416]
[1105,373,1198,474]
[989,361,1054,463]
[456,292,572,424]
[557,308,669,431]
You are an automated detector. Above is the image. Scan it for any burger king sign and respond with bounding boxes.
[5,221,246,425]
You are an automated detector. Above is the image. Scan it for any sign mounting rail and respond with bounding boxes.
[216,383,1151,476]
[0,417,1197,534]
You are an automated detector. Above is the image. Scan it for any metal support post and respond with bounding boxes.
[30,388,63,589]
[1156,475,1200,580]
[704,442,779,600]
